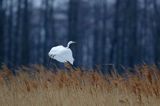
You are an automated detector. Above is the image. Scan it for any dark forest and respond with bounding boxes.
[0,0,160,72]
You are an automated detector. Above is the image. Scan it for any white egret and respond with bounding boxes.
[48,41,76,65]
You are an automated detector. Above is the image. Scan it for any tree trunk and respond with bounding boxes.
[0,0,5,65]
[21,0,29,65]
[68,0,79,66]
[93,2,101,67]
[153,0,160,65]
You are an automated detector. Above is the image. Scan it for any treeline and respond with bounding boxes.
[0,0,160,71]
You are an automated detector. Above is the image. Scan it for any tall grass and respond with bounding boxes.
[0,64,160,106]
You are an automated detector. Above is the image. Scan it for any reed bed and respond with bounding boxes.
[0,64,160,106]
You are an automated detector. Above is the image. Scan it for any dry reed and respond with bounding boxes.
[0,64,160,106]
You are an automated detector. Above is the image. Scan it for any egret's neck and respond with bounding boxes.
[67,42,71,48]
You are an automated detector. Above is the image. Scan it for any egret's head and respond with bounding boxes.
[67,41,76,48]
[69,41,76,44]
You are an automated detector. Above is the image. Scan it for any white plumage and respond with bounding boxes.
[48,41,76,65]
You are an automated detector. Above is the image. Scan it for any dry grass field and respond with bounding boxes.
[0,64,160,106]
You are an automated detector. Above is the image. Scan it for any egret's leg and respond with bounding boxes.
[47,58,51,68]
[65,62,76,72]
[53,63,58,72]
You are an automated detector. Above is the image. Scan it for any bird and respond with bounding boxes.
[48,41,76,65]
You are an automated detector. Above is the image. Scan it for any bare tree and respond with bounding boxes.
[92,1,101,67]
[13,0,22,65]
[109,0,121,66]
[125,0,138,66]
[0,0,5,64]
[101,0,107,65]
[153,0,160,65]
[43,0,55,65]
[21,0,29,65]
[68,0,80,66]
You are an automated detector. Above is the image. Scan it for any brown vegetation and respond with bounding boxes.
[0,64,160,106]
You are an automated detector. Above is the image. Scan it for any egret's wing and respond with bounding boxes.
[48,46,65,57]
[55,48,74,64]
[48,46,74,64]
[62,49,74,64]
